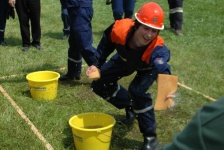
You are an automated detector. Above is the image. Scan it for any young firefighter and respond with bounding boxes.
[86,2,171,150]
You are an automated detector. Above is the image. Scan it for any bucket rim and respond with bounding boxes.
[69,112,116,132]
[26,71,60,82]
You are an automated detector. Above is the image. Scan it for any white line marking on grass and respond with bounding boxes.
[0,64,87,79]
[0,66,215,102]
[0,85,54,150]
[178,82,216,101]
[0,74,23,79]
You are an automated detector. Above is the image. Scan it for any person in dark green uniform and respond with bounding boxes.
[160,97,224,150]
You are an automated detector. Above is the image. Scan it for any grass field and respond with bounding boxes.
[0,0,223,149]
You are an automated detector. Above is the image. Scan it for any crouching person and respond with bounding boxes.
[86,2,171,150]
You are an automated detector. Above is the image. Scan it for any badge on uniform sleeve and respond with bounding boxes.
[156,58,164,64]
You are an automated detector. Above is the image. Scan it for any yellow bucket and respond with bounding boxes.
[69,112,116,150]
[26,71,60,101]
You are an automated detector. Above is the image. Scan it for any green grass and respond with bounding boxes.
[0,0,223,149]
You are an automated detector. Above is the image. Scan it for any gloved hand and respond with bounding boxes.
[7,6,15,20]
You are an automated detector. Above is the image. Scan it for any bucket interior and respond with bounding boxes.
[26,71,60,82]
[69,112,116,131]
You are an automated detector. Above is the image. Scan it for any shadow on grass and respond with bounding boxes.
[22,90,31,98]
[5,36,21,46]
[62,124,75,150]
[43,31,65,40]
[58,80,91,87]
[22,63,62,74]
[111,114,142,149]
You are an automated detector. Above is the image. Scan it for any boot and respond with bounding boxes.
[0,41,6,46]
[141,136,159,150]
[59,59,81,81]
[121,106,136,125]
[175,30,183,36]
[59,73,80,81]
[0,32,5,46]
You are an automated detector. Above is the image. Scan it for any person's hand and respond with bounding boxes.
[166,94,176,99]
[166,94,176,108]
[86,65,98,76]
[9,0,16,8]
[86,65,101,80]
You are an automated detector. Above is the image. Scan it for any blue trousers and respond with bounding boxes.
[91,54,156,135]
[111,0,136,20]
[66,5,96,76]
[168,0,183,30]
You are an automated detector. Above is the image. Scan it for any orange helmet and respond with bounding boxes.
[135,2,164,30]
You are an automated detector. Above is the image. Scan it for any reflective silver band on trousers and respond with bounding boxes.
[134,105,153,114]
[170,7,183,14]
[106,84,121,100]
[68,57,82,63]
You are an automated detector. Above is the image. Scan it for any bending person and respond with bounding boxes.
[87,2,171,150]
